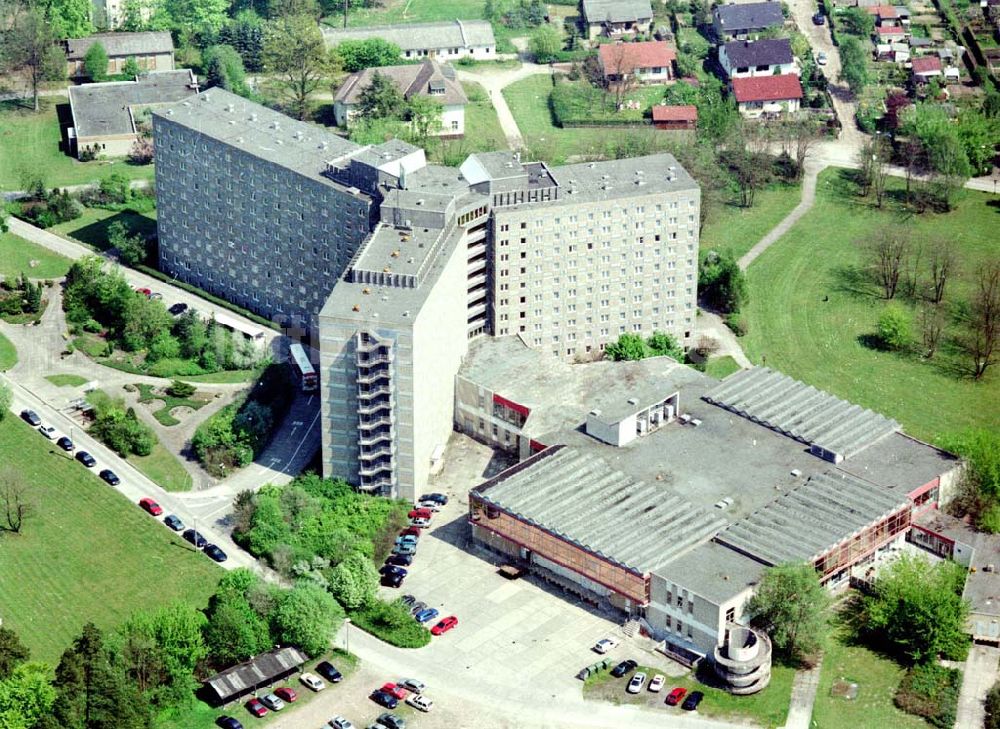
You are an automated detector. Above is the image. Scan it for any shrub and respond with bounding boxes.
[876,305,911,350]
[725,312,749,337]
[894,663,960,729]
[88,392,157,457]
[699,250,748,314]
[350,599,431,649]
[166,380,196,398]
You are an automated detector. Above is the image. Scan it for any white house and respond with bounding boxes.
[322,19,496,61]
[719,39,797,79]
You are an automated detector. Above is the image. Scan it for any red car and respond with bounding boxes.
[138,497,163,516]
[379,682,409,700]
[273,687,297,702]
[400,526,422,537]
[431,615,458,635]
[665,687,687,706]
[135,287,152,297]
[407,508,432,520]
[245,698,267,717]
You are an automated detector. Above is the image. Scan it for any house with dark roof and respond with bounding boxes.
[334,60,468,136]
[652,104,698,130]
[63,31,174,78]
[598,41,677,83]
[712,2,784,41]
[67,69,198,158]
[204,647,309,704]
[581,0,655,40]
[719,38,797,78]
[731,74,803,117]
[322,20,496,61]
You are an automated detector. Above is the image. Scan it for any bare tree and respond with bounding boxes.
[919,302,947,359]
[731,122,771,208]
[781,120,819,180]
[903,239,923,300]
[0,475,32,534]
[605,43,638,110]
[862,227,909,299]
[927,238,958,304]
[966,259,1000,380]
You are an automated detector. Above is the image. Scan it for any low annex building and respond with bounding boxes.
[322,19,496,61]
[598,40,677,83]
[204,647,309,704]
[63,31,175,78]
[581,0,655,40]
[463,337,960,681]
[652,104,698,131]
[712,2,784,41]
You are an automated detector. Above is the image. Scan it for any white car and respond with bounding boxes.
[328,717,355,729]
[817,51,828,66]
[410,517,430,528]
[406,693,434,712]
[648,674,666,692]
[299,672,326,692]
[593,638,618,654]
[418,500,441,512]
[38,425,57,439]
[260,692,285,711]
[626,672,646,694]
[398,678,425,694]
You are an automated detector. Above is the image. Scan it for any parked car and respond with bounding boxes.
[400,594,417,607]
[99,469,120,485]
[273,687,297,703]
[380,564,407,577]
[392,543,416,556]
[20,409,41,426]
[259,693,285,711]
[245,698,267,717]
[375,713,405,729]
[327,716,354,729]
[627,672,646,694]
[682,690,704,711]
[164,514,184,531]
[414,607,439,623]
[38,425,57,439]
[417,500,440,512]
[817,51,828,65]
[610,659,638,678]
[182,529,207,548]
[593,638,618,654]
[135,287,152,297]
[430,616,458,636]
[665,687,687,706]
[216,717,244,729]
[76,451,96,467]
[149,292,163,300]
[316,661,342,683]
[405,694,433,712]
[407,508,432,520]
[394,535,418,546]
[369,690,398,710]
[812,11,825,24]
[398,678,424,694]
[299,672,326,692]
[385,553,413,567]
[648,674,666,692]
[168,302,188,316]
[382,572,404,588]
[204,544,228,562]
[419,493,448,505]
[138,497,163,516]
[409,601,427,616]
[399,526,422,538]
[56,436,74,451]
[380,683,408,700]
[409,517,430,528]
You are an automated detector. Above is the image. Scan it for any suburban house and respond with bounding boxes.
[712,2,784,41]
[333,59,468,136]
[581,0,655,40]
[875,25,907,43]
[322,20,496,61]
[875,42,910,63]
[731,74,802,117]
[63,31,174,78]
[652,104,698,130]
[67,69,198,158]
[911,55,943,79]
[865,5,900,26]
[598,41,677,83]
[719,38,796,79]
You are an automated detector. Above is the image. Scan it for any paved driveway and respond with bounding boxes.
[956,644,1000,729]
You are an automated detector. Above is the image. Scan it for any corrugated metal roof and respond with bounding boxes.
[205,647,309,701]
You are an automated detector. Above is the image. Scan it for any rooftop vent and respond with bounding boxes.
[407,257,414,263]
[589,408,602,416]
[182,101,191,107]
[383,267,391,273]
[602,174,610,180]
[627,397,639,406]
[271,121,280,130]
[352,304,360,311]
[319,141,328,150]
[294,130,304,140]
[588,162,596,168]
[416,199,424,206]
[166,109,173,115]
[202,93,210,101]
[402,310,410,317]
[791,468,802,478]
[226,103,234,112]
[362,287,371,295]
[391,250,400,258]
[250,113,257,121]
[690,418,702,427]
[228,120,235,125]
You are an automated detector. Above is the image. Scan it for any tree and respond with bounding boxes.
[783,119,818,180]
[218,10,265,72]
[335,38,401,73]
[0,382,11,422]
[943,429,1000,532]
[646,331,684,360]
[203,589,272,667]
[604,333,648,361]
[0,662,56,729]
[273,582,345,655]
[919,303,947,359]
[927,238,958,304]
[746,563,829,665]
[858,554,969,664]
[108,220,149,266]
[164,0,229,33]
[0,628,29,680]
[47,0,94,39]
[965,259,1000,380]
[987,681,1000,729]
[838,36,869,95]
[2,7,66,112]
[121,56,141,78]
[262,14,331,119]
[728,122,770,208]
[858,137,890,207]
[529,24,562,64]
[876,305,911,351]
[327,551,379,610]
[861,227,909,300]
[840,7,875,36]
[203,44,250,96]
[699,250,748,314]
[357,72,405,120]
[404,94,442,144]
[83,42,109,81]
[0,473,32,534]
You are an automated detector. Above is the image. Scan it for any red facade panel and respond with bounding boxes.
[493,393,530,417]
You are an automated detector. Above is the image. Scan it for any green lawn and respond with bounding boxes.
[49,205,157,251]
[583,663,794,728]
[128,442,194,492]
[0,416,219,664]
[329,0,486,27]
[742,169,999,445]
[178,369,258,384]
[136,382,212,426]
[812,626,926,729]
[45,374,88,387]
[704,355,742,380]
[0,98,155,190]
[700,184,803,261]
[0,232,73,278]
[427,81,510,164]
[0,331,17,370]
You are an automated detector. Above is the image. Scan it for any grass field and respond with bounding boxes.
[0,98,156,190]
[741,169,1000,444]
[0,232,73,278]
[0,416,219,664]
[330,0,485,27]
[49,206,157,251]
[45,373,88,387]
[704,355,742,380]
[583,663,794,728]
[178,369,258,384]
[0,332,17,370]
[700,184,802,261]
[128,442,194,492]
[136,382,211,426]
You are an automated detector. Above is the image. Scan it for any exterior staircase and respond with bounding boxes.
[622,619,641,638]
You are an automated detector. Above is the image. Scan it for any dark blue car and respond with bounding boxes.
[369,689,398,709]
[414,607,439,623]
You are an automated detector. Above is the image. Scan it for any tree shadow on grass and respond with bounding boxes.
[830,264,877,299]
[63,210,157,250]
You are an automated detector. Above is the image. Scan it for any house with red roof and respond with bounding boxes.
[874,25,907,43]
[910,55,943,79]
[731,74,803,118]
[865,5,900,26]
[598,41,677,83]
[652,104,698,130]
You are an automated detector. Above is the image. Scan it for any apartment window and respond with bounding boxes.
[725,607,736,623]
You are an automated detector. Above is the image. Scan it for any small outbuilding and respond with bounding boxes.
[204,647,309,705]
[652,104,698,130]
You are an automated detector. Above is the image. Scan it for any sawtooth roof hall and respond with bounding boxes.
[463,339,961,660]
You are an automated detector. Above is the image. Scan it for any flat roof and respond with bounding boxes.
[655,540,767,604]
[836,432,959,493]
[65,31,173,60]
[70,70,198,137]
[545,153,699,207]
[914,511,1000,618]
[322,19,495,51]
[351,221,449,281]
[472,445,727,574]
